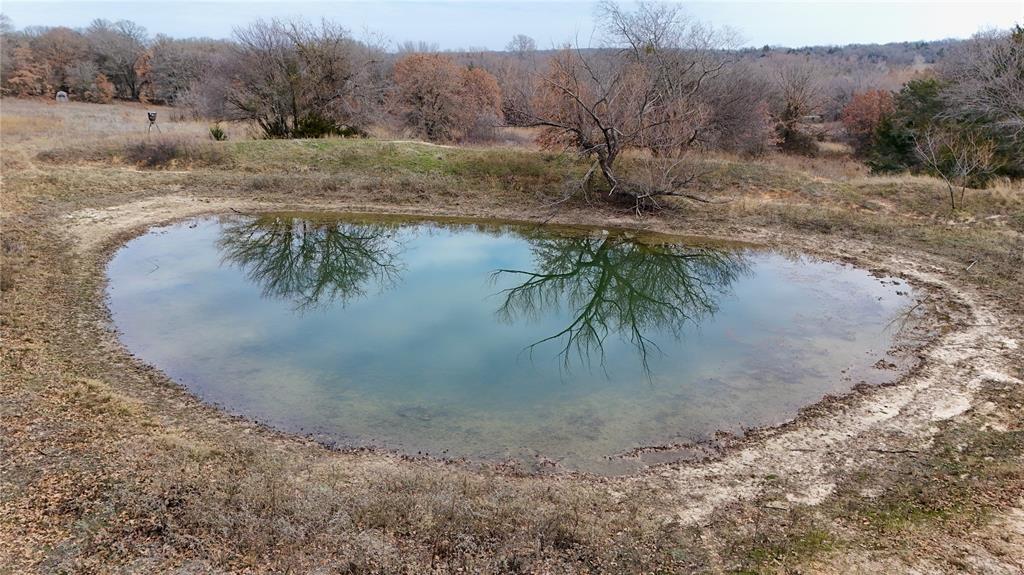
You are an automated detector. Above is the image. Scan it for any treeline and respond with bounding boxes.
[0,15,230,105]
[0,15,504,142]
[1,5,1020,202]
[838,26,1024,200]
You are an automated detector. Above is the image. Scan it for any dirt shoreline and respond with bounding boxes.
[66,194,1019,495]
[4,96,1022,571]
[5,181,1022,572]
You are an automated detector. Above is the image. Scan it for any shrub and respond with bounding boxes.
[392,54,503,143]
[867,115,916,173]
[777,123,819,156]
[209,124,228,141]
[122,138,226,168]
[291,114,365,139]
[841,90,895,155]
[91,73,116,103]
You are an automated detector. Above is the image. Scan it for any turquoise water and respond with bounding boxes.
[107,214,916,473]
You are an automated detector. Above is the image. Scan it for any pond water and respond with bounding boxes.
[107,214,917,474]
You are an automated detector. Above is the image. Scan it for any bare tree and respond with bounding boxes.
[479,44,538,127]
[227,19,382,138]
[506,34,536,56]
[699,60,777,156]
[914,126,1001,210]
[147,36,232,106]
[518,0,734,210]
[64,60,114,102]
[176,48,237,120]
[941,27,1024,139]
[772,58,825,154]
[85,19,149,99]
[288,20,381,133]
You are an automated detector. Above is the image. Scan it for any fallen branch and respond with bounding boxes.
[866,447,919,454]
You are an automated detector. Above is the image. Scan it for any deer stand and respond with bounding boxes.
[147,112,162,135]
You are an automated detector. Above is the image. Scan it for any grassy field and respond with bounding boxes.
[2,98,1022,573]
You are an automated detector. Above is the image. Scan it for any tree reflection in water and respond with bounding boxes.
[492,233,749,372]
[217,215,403,310]
[218,216,747,372]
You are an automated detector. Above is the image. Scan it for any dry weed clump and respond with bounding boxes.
[48,432,676,572]
[33,143,113,165]
[121,137,228,168]
[37,137,229,169]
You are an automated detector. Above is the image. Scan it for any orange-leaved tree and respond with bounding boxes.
[841,89,895,154]
[392,53,502,143]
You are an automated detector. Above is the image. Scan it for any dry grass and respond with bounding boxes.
[0,113,66,137]
[816,140,854,156]
[2,98,1023,574]
[0,98,248,143]
[37,136,230,169]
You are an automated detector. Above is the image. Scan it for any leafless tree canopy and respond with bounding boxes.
[513,1,736,209]
[770,58,826,154]
[698,60,777,155]
[84,19,148,100]
[506,34,537,56]
[914,126,1002,210]
[227,19,384,138]
[940,28,1024,139]
[2,3,1019,194]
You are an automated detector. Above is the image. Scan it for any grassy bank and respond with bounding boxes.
[26,130,1024,302]
[2,99,1022,573]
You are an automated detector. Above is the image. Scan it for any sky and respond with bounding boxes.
[3,1,1022,50]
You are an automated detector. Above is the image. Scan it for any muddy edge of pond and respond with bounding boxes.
[69,194,975,481]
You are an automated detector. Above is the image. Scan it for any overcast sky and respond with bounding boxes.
[3,1,1022,50]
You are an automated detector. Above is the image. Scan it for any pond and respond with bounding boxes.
[107,214,918,474]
